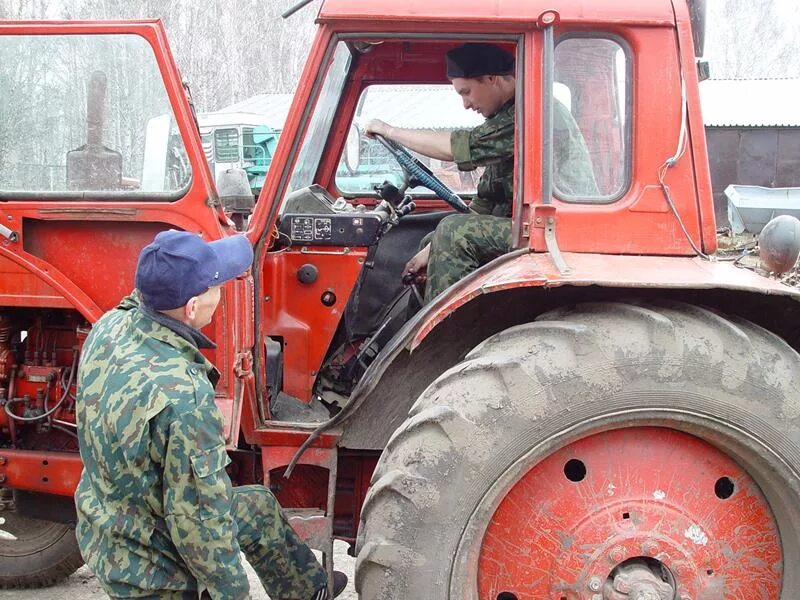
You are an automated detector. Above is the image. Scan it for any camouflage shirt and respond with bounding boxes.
[75,293,248,599]
[451,99,516,217]
[450,98,598,217]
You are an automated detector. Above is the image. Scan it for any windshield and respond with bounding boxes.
[335,84,485,196]
[286,42,352,195]
[0,33,190,198]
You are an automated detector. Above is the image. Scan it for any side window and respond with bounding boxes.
[335,85,484,196]
[214,128,240,162]
[554,36,630,201]
[242,128,257,161]
[0,34,191,197]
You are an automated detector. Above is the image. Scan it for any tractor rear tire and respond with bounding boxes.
[355,301,800,599]
[0,511,83,588]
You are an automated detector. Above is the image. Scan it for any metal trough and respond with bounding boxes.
[725,184,800,234]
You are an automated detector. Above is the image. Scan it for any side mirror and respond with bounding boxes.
[759,215,800,275]
[344,123,361,174]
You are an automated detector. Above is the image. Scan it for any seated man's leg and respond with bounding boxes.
[232,485,327,600]
[425,214,512,302]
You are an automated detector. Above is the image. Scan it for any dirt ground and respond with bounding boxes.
[0,541,357,600]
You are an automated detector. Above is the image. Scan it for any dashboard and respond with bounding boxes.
[277,185,386,247]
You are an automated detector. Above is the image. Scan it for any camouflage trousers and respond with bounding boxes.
[233,485,327,600]
[127,485,327,600]
[425,214,512,302]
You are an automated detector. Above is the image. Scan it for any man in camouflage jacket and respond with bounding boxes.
[75,231,344,599]
[366,42,597,301]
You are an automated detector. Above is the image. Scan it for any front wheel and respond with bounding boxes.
[0,502,83,588]
[355,301,800,599]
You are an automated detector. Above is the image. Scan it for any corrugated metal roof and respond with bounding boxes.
[357,85,483,129]
[222,85,483,130]
[700,78,800,128]
[196,111,276,129]
[221,94,294,129]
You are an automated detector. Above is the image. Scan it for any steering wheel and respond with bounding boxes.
[375,134,473,213]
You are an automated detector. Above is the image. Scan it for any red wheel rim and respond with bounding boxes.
[478,427,782,599]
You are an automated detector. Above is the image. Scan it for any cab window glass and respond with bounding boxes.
[336,84,485,196]
[0,33,190,197]
[554,36,630,202]
[286,42,352,196]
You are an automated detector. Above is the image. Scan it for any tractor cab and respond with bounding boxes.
[250,21,650,421]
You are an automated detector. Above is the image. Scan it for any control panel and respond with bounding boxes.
[279,213,383,246]
[277,185,387,246]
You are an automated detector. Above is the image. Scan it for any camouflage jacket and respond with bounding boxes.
[450,98,598,217]
[75,293,248,599]
[451,99,516,217]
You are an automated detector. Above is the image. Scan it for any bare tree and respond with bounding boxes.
[2,0,315,110]
[705,0,800,79]
[5,0,796,108]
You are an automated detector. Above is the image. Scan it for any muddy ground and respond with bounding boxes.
[0,541,357,600]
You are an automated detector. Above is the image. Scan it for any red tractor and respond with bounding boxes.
[0,1,798,598]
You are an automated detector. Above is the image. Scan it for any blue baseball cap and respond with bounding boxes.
[135,231,253,310]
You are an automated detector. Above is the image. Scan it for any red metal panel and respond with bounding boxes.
[0,450,82,497]
[248,428,339,449]
[20,221,166,314]
[262,247,367,401]
[411,252,800,348]
[0,254,74,309]
[319,0,676,26]
[674,0,718,254]
[524,26,709,256]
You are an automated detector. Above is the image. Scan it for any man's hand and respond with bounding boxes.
[403,243,431,285]
[364,118,392,139]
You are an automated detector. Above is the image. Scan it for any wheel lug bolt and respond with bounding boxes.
[609,546,625,563]
[588,576,602,591]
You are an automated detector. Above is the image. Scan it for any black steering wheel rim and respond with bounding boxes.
[375,134,472,213]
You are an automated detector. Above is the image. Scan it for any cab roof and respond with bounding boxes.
[318,0,678,27]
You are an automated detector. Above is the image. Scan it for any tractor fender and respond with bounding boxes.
[294,250,800,456]
[410,250,800,349]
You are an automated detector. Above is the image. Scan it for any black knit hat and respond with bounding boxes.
[446,43,515,79]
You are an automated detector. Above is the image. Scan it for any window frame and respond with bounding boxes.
[0,31,194,202]
[552,32,633,205]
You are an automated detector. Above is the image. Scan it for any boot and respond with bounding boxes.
[310,571,348,599]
